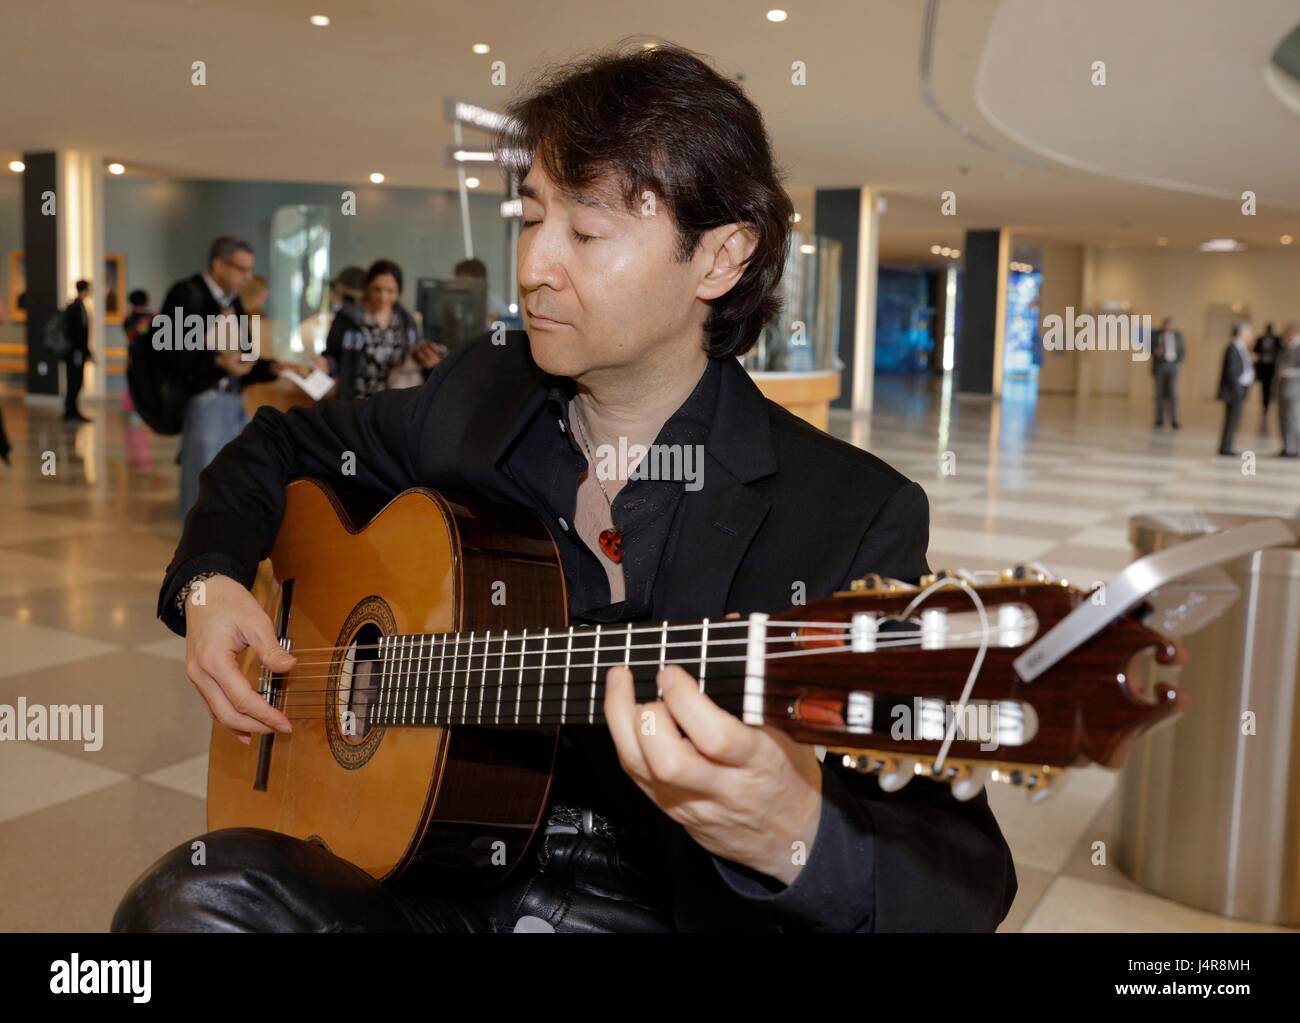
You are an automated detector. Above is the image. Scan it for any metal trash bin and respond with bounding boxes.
[1116,512,1300,925]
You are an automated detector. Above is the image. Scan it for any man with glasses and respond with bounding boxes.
[160,236,282,517]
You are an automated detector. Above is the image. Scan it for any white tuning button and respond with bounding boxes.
[920,608,947,650]
[850,613,879,652]
[1026,770,1066,804]
[950,766,992,802]
[878,758,918,792]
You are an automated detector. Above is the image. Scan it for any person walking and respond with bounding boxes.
[63,279,92,422]
[1150,316,1185,429]
[1276,322,1300,458]
[1217,321,1255,456]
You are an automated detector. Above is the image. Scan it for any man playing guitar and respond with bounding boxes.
[113,43,1017,933]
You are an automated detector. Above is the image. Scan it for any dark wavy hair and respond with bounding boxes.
[365,259,404,293]
[496,41,793,360]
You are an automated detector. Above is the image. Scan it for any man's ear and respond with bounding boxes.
[696,224,759,302]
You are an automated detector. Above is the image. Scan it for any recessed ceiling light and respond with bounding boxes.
[1199,238,1244,252]
[790,212,802,223]
[472,43,490,55]
[369,172,384,184]
[465,177,480,189]
[1282,235,1294,245]
[107,162,125,175]
[7,160,24,173]
[951,249,961,258]
[767,9,788,22]
[310,15,330,27]
[930,244,942,254]
[799,243,816,254]
[1156,237,1168,246]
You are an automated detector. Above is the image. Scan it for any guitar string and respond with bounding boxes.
[276,612,1001,658]
[258,623,1024,690]
[263,621,1029,674]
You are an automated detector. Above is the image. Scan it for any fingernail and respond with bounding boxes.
[237,734,251,745]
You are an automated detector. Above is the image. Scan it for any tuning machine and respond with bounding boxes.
[832,748,1067,803]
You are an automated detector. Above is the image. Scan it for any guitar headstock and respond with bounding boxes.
[761,564,1186,801]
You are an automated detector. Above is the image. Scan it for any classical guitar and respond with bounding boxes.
[207,477,1186,890]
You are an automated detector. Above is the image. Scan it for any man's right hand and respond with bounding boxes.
[184,574,295,743]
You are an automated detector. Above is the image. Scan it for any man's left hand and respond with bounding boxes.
[604,664,823,886]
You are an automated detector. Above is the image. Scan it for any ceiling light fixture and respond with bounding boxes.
[107,162,125,175]
[310,15,330,28]
[1198,238,1244,252]
[1282,235,1294,245]
[369,172,385,184]
[472,43,490,55]
[465,177,480,189]
[767,10,788,22]
[7,160,24,173]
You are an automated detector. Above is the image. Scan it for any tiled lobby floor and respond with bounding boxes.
[0,379,1296,932]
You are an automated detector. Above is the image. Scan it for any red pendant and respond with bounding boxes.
[598,527,624,563]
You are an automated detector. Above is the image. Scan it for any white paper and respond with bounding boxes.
[280,368,335,401]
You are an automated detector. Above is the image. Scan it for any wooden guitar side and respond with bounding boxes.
[206,478,566,893]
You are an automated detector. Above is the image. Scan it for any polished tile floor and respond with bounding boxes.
[0,378,1295,932]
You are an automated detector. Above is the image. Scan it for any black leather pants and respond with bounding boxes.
[111,825,674,933]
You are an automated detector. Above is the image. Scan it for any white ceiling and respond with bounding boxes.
[2,0,1297,264]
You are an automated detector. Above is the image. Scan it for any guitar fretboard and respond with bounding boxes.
[363,617,767,728]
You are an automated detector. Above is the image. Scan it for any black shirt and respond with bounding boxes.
[502,357,718,623]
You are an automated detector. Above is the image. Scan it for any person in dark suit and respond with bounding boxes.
[159,236,283,518]
[111,44,1016,934]
[1254,322,1282,417]
[62,279,92,422]
[1277,322,1300,458]
[1218,321,1256,456]
[1150,316,1184,429]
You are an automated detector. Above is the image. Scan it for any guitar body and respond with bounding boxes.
[207,478,566,892]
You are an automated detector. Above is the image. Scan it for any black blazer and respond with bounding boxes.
[158,273,276,397]
[160,331,1018,932]
[1150,329,1184,374]
[63,299,90,355]
[1218,343,1248,403]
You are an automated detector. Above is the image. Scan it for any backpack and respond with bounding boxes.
[126,284,208,435]
[43,309,70,358]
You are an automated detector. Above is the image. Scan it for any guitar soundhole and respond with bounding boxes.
[336,622,384,743]
[326,596,395,770]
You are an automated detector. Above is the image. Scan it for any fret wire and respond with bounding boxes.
[562,627,572,724]
[495,628,507,725]
[480,629,490,724]
[464,631,474,724]
[589,623,601,724]
[420,634,430,724]
[658,619,668,698]
[700,617,709,693]
[538,627,549,723]
[435,632,446,725]
[400,631,410,727]
[515,628,526,724]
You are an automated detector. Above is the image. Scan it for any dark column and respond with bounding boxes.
[22,151,60,396]
[815,189,860,409]
[957,228,1001,395]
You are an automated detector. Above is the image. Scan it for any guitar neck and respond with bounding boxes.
[364,617,766,729]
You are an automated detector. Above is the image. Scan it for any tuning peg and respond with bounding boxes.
[878,758,918,792]
[950,766,991,802]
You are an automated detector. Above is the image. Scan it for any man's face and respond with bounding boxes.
[211,250,254,296]
[516,159,707,380]
[1161,319,1173,331]
[1238,325,1254,345]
